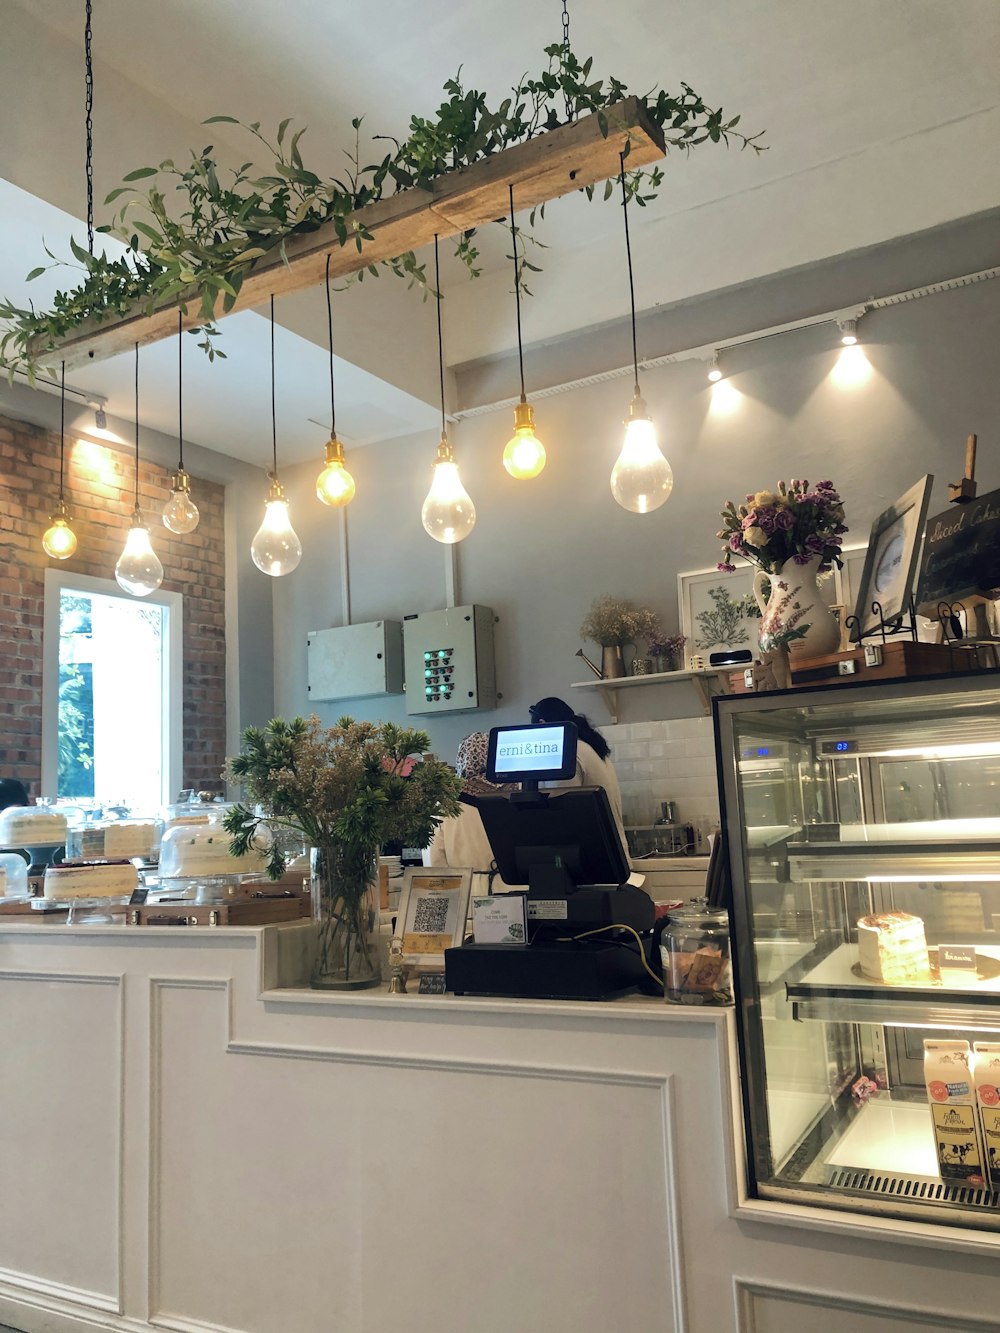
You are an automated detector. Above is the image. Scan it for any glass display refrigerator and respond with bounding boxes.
[715,672,1000,1231]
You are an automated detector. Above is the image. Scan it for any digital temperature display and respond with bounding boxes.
[821,739,856,755]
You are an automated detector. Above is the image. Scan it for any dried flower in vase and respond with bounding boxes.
[579,594,662,647]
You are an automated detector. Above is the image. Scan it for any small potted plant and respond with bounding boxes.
[580,596,662,679]
[648,633,687,673]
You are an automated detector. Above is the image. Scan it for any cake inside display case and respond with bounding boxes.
[0,806,68,850]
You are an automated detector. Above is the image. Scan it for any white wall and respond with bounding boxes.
[266,270,1000,773]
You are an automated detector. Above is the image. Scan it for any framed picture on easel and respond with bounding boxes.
[850,475,934,641]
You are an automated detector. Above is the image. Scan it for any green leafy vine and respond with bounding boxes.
[0,43,764,379]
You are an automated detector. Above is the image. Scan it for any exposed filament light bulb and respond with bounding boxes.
[316,434,356,507]
[163,467,200,533]
[115,506,164,597]
[503,399,546,480]
[421,434,476,544]
[251,475,302,576]
[610,390,673,514]
[42,498,78,560]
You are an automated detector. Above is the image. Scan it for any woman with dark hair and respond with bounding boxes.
[527,697,626,848]
[423,732,524,893]
[0,778,29,813]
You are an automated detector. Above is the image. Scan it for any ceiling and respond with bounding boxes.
[1,0,997,468]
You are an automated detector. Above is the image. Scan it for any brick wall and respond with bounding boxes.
[0,410,227,797]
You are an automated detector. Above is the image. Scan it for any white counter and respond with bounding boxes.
[1,921,999,1333]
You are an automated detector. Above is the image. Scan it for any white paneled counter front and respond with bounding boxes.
[1,922,999,1333]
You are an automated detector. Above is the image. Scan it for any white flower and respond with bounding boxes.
[744,525,767,547]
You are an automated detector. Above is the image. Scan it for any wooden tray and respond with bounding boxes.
[126,896,310,927]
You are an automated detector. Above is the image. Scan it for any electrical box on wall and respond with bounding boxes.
[306,621,404,701]
[402,605,497,716]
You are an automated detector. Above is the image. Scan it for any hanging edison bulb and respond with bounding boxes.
[503,400,546,480]
[422,434,476,544]
[251,475,302,576]
[163,467,200,533]
[316,434,356,507]
[42,498,78,560]
[116,507,164,596]
[610,390,674,514]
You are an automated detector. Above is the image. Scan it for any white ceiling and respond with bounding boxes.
[1,0,998,466]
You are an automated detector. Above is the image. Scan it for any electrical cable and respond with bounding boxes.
[509,183,526,401]
[619,151,639,396]
[269,294,277,477]
[555,921,664,990]
[434,235,446,436]
[325,253,337,436]
[84,0,94,255]
[133,341,139,507]
[177,311,185,471]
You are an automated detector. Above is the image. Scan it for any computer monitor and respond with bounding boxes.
[477,786,630,889]
[485,721,578,785]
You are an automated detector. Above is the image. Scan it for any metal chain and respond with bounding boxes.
[561,0,572,122]
[85,0,94,254]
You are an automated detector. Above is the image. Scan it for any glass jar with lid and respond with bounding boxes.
[660,898,733,1004]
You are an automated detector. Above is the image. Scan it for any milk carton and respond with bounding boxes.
[973,1041,1000,1189]
[923,1039,986,1186]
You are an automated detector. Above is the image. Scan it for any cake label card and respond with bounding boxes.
[472,894,527,945]
[939,944,977,978]
[417,972,447,995]
[129,887,149,905]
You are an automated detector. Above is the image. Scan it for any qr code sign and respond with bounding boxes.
[413,893,449,934]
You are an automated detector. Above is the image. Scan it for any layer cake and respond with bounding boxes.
[0,807,68,847]
[857,910,931,983]
[43,858,139,900]
[158,824,267,879]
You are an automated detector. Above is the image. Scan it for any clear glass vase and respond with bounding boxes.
[310,843,382,990]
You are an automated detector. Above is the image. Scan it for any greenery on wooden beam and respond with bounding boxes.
[0,43,763,379]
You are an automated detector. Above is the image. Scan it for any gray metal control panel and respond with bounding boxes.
[402,605,497,715]
[306,620,404,701]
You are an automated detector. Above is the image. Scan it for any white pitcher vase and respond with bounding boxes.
[752,555,841,661]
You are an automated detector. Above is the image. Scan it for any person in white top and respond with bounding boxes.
[423,732,524,894]
[527,697,628,853]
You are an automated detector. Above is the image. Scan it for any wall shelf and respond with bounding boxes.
[570,668,734,722]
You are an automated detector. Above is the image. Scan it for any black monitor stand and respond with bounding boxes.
[444,785,655,1000]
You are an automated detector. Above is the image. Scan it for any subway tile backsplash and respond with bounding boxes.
[606,717,721,836]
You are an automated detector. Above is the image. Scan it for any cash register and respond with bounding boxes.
[444,721,655,1000]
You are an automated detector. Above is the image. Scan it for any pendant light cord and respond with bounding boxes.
[561,0,572,123]
[177,310,185,470]
[84,0,94,255]
[619,153,639,393]
[58,361,66,501]
[325,254,337,435]
[434,236,446,436]
[270,294,278,476]
[133,342,140,508]
[508,184,526,401]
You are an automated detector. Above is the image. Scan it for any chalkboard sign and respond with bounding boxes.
[916,488,1000,617]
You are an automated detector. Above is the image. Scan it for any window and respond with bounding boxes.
[42,570,183,810]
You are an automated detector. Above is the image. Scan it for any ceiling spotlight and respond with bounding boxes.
[838,319,858,346]
[94,406,107,429]
[707,354,723,383]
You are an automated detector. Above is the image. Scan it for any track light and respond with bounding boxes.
[707,354,723,383]
[838,319,858,346]
[94,406,107,430]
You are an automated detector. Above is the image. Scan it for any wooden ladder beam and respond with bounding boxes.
[40,99,665,371]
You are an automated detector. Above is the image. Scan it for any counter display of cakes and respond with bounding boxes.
[151,819,271,902]
[715,674,1000,1234]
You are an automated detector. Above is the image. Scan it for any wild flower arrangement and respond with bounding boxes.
[580,595,662,647]
[223,715,462,878]
[225,716,463,987]
[717,480,848,575]
[648,632,686,659]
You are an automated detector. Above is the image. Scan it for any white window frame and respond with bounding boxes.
[42,568,183,806]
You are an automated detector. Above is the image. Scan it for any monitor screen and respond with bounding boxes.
[477,786,629,889]
[486,722,578,785]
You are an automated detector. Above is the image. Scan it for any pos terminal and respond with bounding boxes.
[443,722,654,999]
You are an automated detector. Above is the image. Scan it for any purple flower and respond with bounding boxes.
[773,507,795,531]
[792,553,812,564]
[717,561,737,572]
[729,533,743,551]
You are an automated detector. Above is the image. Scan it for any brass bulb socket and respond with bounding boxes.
[130,504,147,530]
[265,474,287,503]
[512,400,536,433]
[434,432,455,464]
[49,496,73,524]
[626,390,651,424]
[324,435,346,466]
[170,468,192,493]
